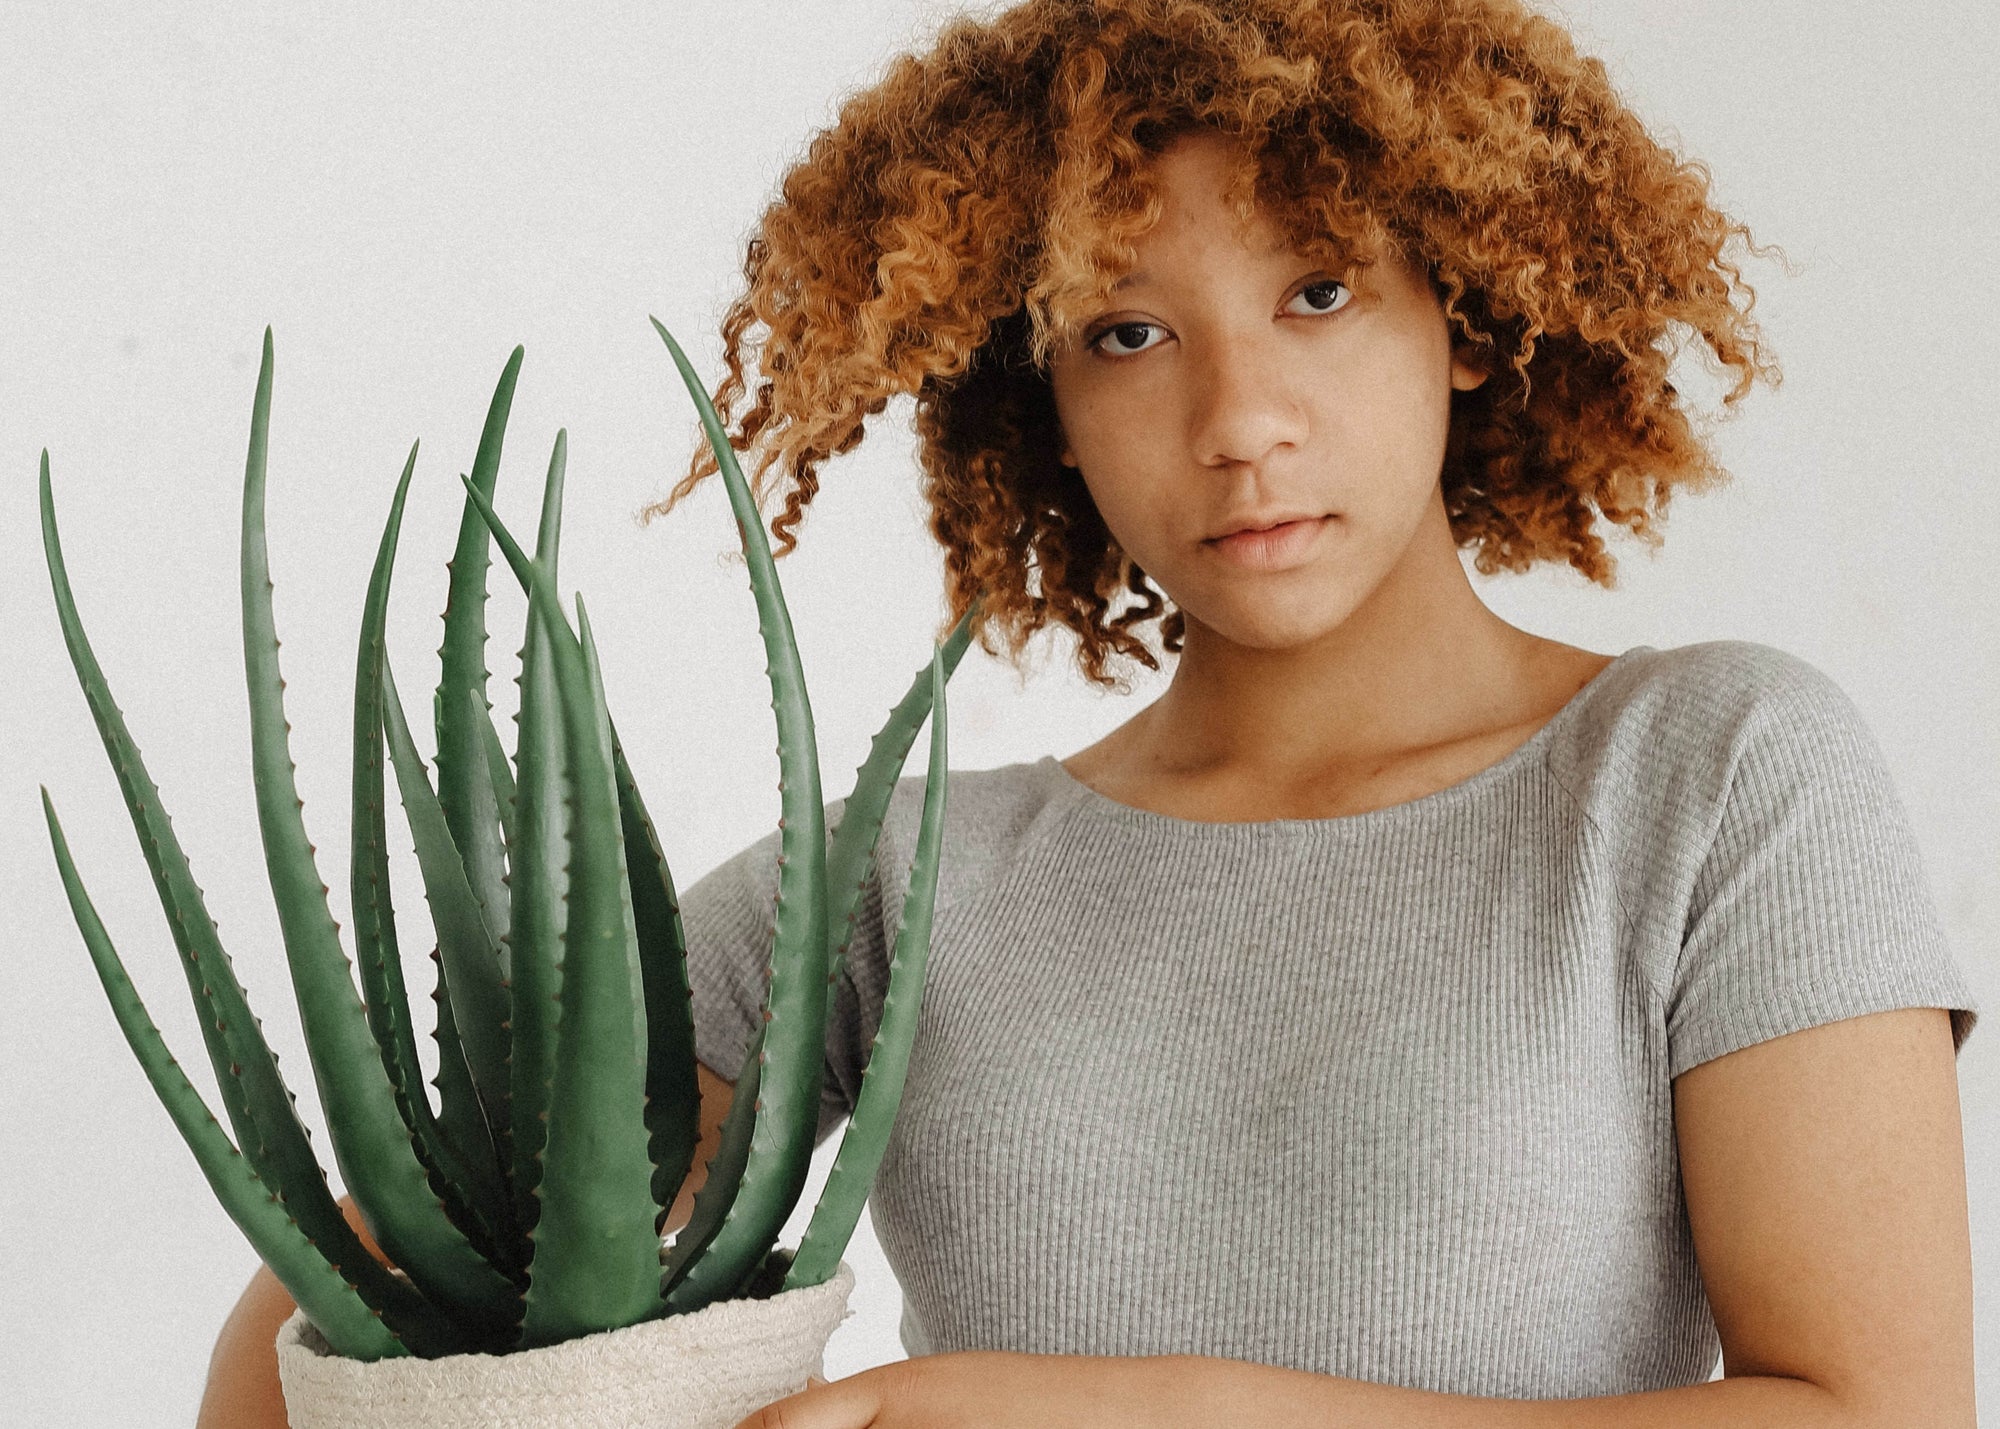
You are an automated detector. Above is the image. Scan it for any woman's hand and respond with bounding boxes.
[732,1350,1189,1429]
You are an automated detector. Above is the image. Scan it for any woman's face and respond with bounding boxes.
[1045,131,1489,654]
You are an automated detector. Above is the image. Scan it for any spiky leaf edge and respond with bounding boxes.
[456,469,665,1345]
[348,441,516,1280]
[646,316,831,1313]
[659,604,979,1308]
[236,328,518,1334]
[380,658,519,1269]
[433,349,523,982]
[785,646,951,1288]
[38,449,468,1353]
[41,791,420,1360]
[502,430,572,1252]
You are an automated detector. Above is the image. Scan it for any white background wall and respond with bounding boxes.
[3,1,1992,1421]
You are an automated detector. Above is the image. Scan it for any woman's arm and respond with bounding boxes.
[1666,1003,1974,1424]
[197,1060,739,1428]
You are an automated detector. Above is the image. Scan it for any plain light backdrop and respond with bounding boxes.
[3,1,1993,1422]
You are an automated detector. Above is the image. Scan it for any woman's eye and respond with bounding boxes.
[1287,279,1352,316]
[1089,321,1164,358]
[1086,281,1349,358]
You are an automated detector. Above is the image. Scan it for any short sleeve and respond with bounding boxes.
[1668,662,1980,1079]
[679,797,878,1148]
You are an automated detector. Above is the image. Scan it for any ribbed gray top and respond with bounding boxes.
[683,639,1978,1396]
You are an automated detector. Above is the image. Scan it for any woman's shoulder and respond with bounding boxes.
[1595,636,1851,718]
[680,758,1060,906]
[1565,638,1867,768]
[873,756,1072,910]
[677,758,1066,989]
[1589,642,1980,1070]
[1551,638,1892,839]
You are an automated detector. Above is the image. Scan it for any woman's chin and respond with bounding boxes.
[1178,594,1360,656]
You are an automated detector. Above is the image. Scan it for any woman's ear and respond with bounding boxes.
[1449,343,1492,392]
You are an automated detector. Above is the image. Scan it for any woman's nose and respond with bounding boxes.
[1184,331,1310,469]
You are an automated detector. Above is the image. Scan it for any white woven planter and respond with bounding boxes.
[275,1261,856,1429]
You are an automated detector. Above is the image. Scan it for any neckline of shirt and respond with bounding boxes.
[1038,644,1657,835]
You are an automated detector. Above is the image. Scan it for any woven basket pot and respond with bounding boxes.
[275,1261,856,1429]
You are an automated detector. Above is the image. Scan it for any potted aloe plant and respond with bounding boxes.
[37,319,978,1429]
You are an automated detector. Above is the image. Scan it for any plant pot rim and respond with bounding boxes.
[275,1260,856,1429]
[279,1259,857,1367]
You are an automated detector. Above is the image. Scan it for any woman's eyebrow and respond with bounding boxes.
[1106,261,1343,301]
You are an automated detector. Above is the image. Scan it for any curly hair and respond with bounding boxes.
[639,0,1785,691]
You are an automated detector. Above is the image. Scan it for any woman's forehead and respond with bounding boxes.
[1094,135,1391,254]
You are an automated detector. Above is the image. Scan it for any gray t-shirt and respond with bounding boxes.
[683,639,1980,1396]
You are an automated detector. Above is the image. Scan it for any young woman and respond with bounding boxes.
[201,1,1980,1425]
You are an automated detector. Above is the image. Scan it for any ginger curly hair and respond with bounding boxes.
[639,0,1784,691]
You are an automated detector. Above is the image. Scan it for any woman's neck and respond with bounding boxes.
[1061,505,1616,822]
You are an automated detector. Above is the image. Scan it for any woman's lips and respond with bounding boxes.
[1203,515,1331,569]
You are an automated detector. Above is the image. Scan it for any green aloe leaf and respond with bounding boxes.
[658,604,978,1306]
[475,687,519,852]
[41,790,456,1361]
[819,601,980,993]
[456,475,664,1344]
[433,350,523,965]
[660,1018,764,1293]
[649,317,830,1313]
[786,645,950,1288]
[37,450,436,1341]
[503,429,571,1247]
[606,728,700,1233]
[347,441,513,1276]
[237,329,518,1334]
[424,955,496,1263]
[379,658,515,1253]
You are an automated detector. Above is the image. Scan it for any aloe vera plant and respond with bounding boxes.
[38,321,978,1360]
